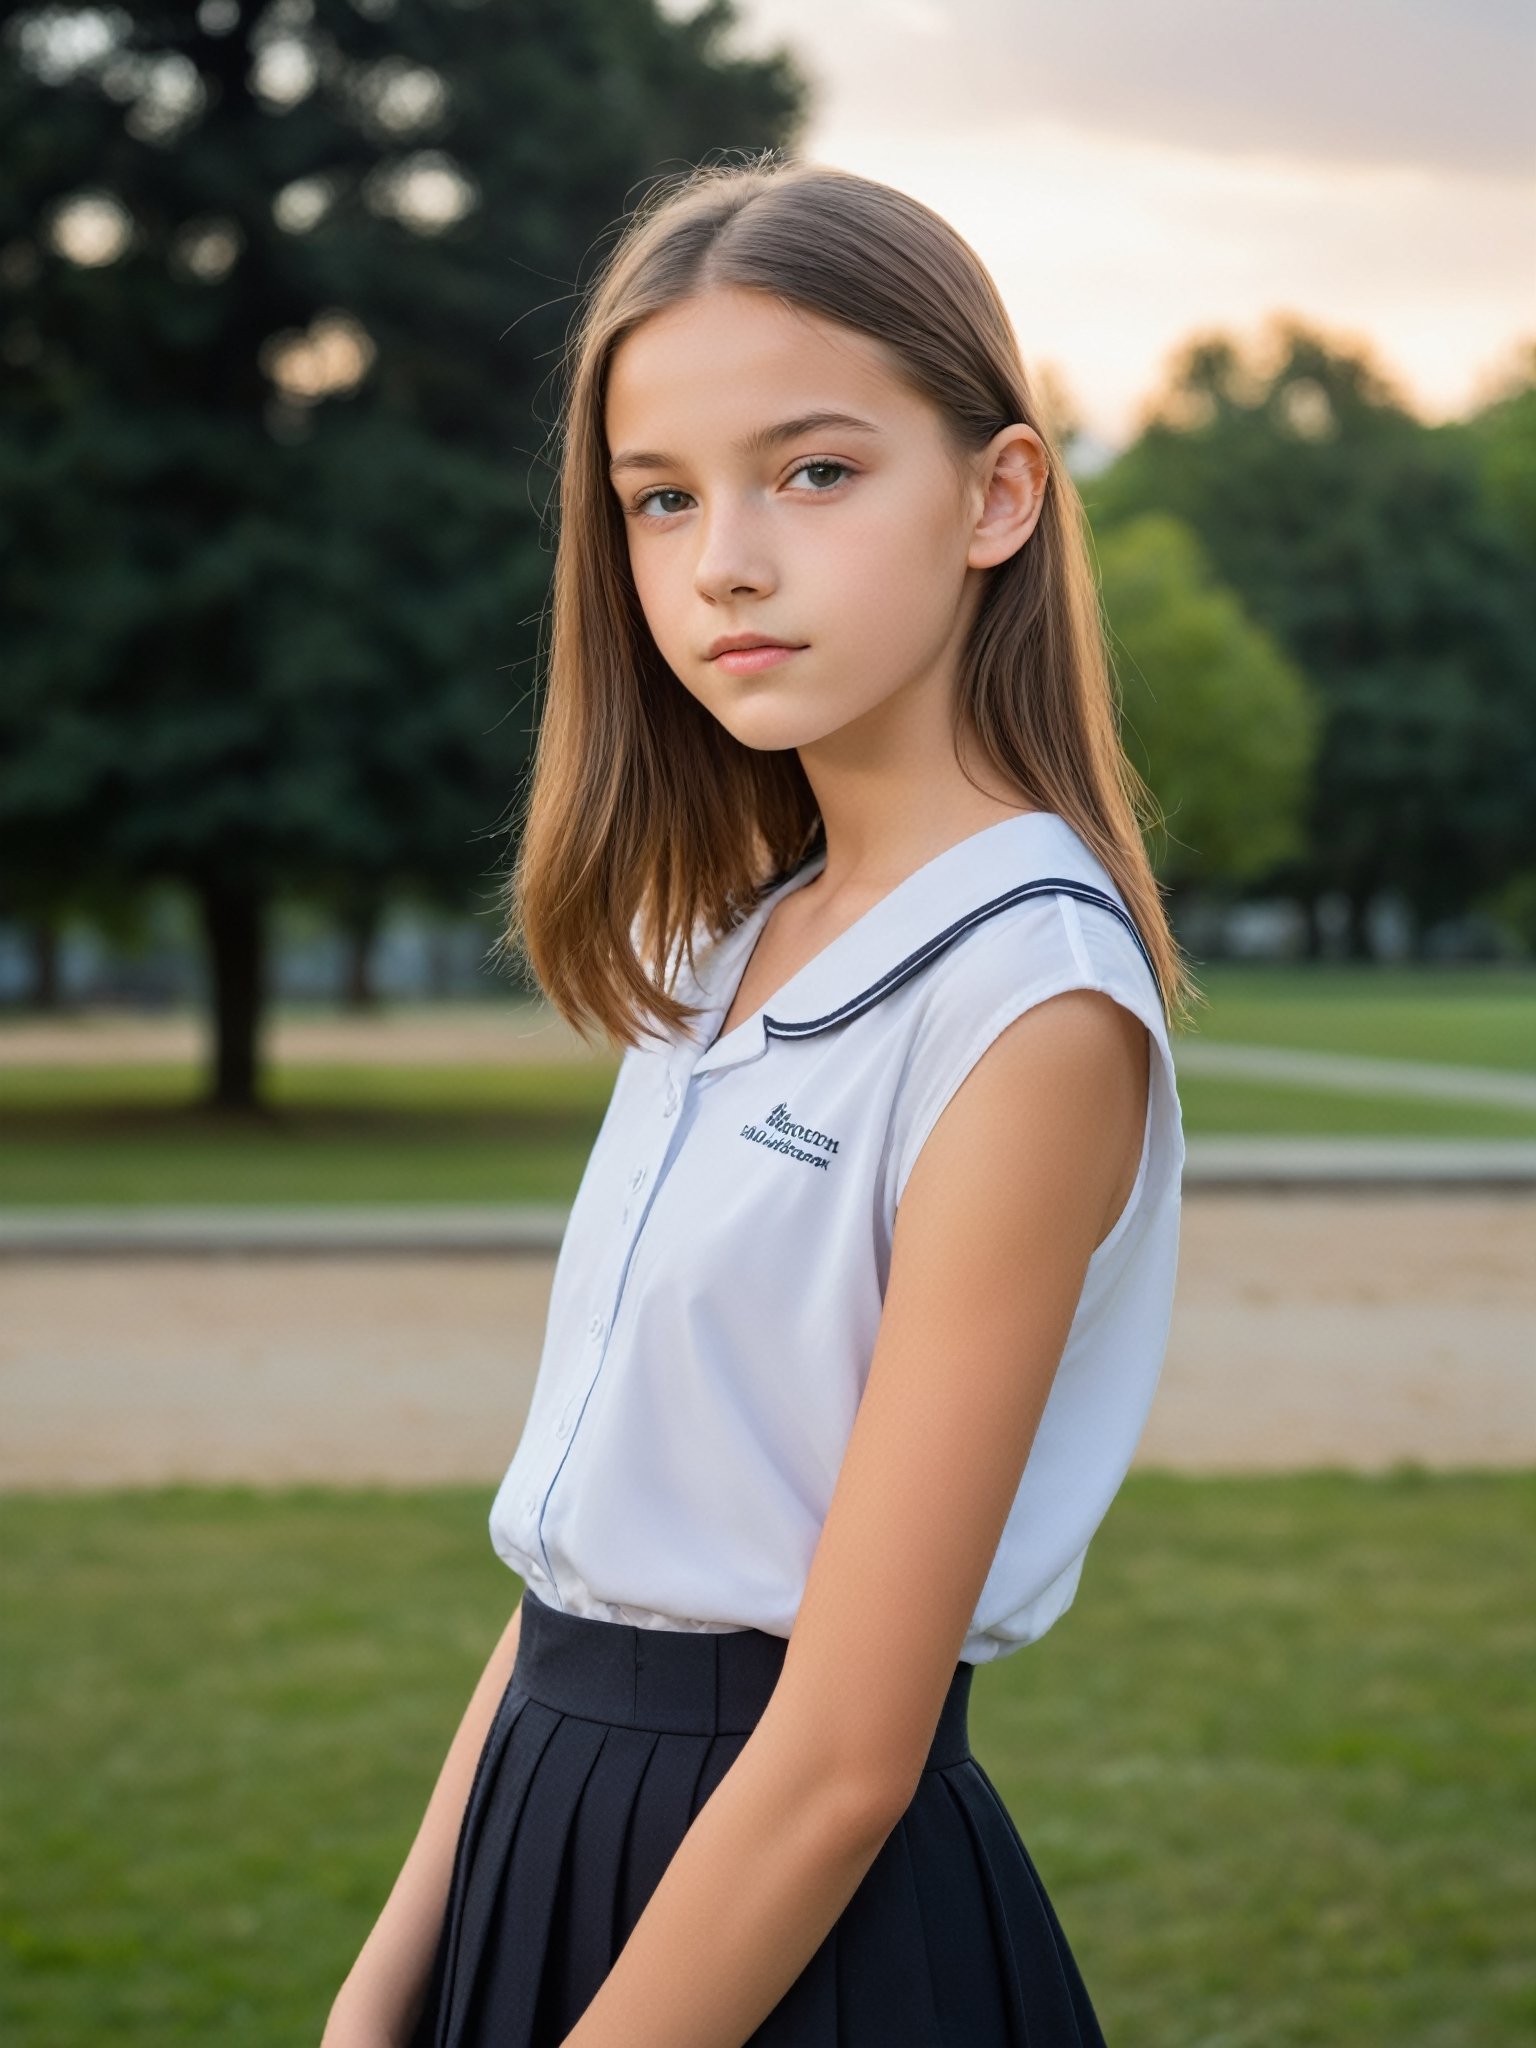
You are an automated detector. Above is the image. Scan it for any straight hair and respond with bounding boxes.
[498,150,1202,1047]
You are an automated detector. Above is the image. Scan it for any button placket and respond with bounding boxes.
[537,1069,691,1583]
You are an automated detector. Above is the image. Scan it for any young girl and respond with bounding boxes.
[325,152,1197,2048]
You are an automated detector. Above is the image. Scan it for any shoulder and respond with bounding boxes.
[905,979,1148,1212]
[904,887,1088,1038]
[929,870,1158,1019]
[896,876,1161,1100]
[888,882,1173,1209]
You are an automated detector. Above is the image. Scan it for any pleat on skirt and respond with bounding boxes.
[408,1584,1108,2047]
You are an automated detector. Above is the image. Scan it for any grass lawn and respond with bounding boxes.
[1,967,1533,1206]
[1,1471,1530,2045]
[0,1063,615,1206]
[1182,964,1536,1073]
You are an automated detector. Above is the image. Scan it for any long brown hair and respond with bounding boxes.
[498,150,1203,1048]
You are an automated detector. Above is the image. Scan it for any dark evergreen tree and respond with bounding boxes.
[0,0,807,1100]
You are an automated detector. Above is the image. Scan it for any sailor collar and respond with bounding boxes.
[677,810,1156,1078]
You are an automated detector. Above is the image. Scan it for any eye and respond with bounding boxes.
[626,457,856,522]
[786,458,852,492]
[630,486,692,521]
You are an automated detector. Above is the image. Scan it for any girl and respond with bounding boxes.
[324,152,1198,2048]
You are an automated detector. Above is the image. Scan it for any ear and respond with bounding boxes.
[966,424,1050,571]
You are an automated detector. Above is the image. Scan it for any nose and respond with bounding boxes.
[692,497,776,605]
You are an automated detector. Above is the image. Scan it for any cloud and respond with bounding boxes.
[719,0,1534,181]
[814,121,1532,443]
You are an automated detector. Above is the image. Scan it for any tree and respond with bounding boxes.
[1094,511,1319,892]
[0,0,808,1103]
[1453,340,1536,953]
[1457,337,1536,561]
[1085,317,1536,952]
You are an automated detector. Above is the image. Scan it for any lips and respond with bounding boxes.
[711,642,803,673]
[707,636,802,660]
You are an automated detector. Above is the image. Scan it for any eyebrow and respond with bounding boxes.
[607,410,884,478]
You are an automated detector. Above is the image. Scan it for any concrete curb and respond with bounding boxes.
[1,1142,1533,1255]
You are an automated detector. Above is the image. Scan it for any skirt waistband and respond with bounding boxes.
[511,1586,974,1772]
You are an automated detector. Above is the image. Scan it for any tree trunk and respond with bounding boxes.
[342,902,380,1011]
[1343,890,1364,960]
[427,923,454,1001]
[28,921,61,1009]
[197,880,266,1110]
[1301,893,1323,961]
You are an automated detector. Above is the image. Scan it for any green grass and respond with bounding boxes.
[1183,964,1536,1072]
[1173,1077,1536,1138]
[0,1059,622,1114]
[1,968,1532,1206]
[0,1124,602,1204]
[1,1473,1530,2045]
[0,1063,617,1206]
[2,1071,1533,1207]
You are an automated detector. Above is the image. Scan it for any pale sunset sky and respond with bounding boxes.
[669,0,1535,458]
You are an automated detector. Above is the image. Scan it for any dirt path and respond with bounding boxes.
[2,1192,1530,1488]
[0,1002,604,1066]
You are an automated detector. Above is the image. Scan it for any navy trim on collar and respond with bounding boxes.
[761,878,1159,1041]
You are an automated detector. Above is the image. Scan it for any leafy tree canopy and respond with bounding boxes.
[1086,317,1536,934]
[1095,510,1320,892]
[0,0,807,1100]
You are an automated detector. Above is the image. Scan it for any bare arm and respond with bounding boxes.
[322,1593,525,2048]
[558,988,1149,2047]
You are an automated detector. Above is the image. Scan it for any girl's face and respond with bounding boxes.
[604,286,1044,758]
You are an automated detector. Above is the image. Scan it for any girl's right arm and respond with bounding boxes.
[321,1595,525,2048]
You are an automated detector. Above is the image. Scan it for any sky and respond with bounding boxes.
[672,0,1535,454]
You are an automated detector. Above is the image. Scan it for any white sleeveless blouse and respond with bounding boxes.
[488,810,1185,1663]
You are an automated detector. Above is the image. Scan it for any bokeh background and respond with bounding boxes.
[1,2,1532,2042]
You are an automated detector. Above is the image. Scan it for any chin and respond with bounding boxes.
[716,700,847,757]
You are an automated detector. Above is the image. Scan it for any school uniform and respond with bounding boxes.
[410,809,1185,2047]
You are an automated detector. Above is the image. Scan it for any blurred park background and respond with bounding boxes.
[1,1,1533,2043]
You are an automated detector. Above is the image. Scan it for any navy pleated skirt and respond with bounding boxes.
[408,1584,1108,2046]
